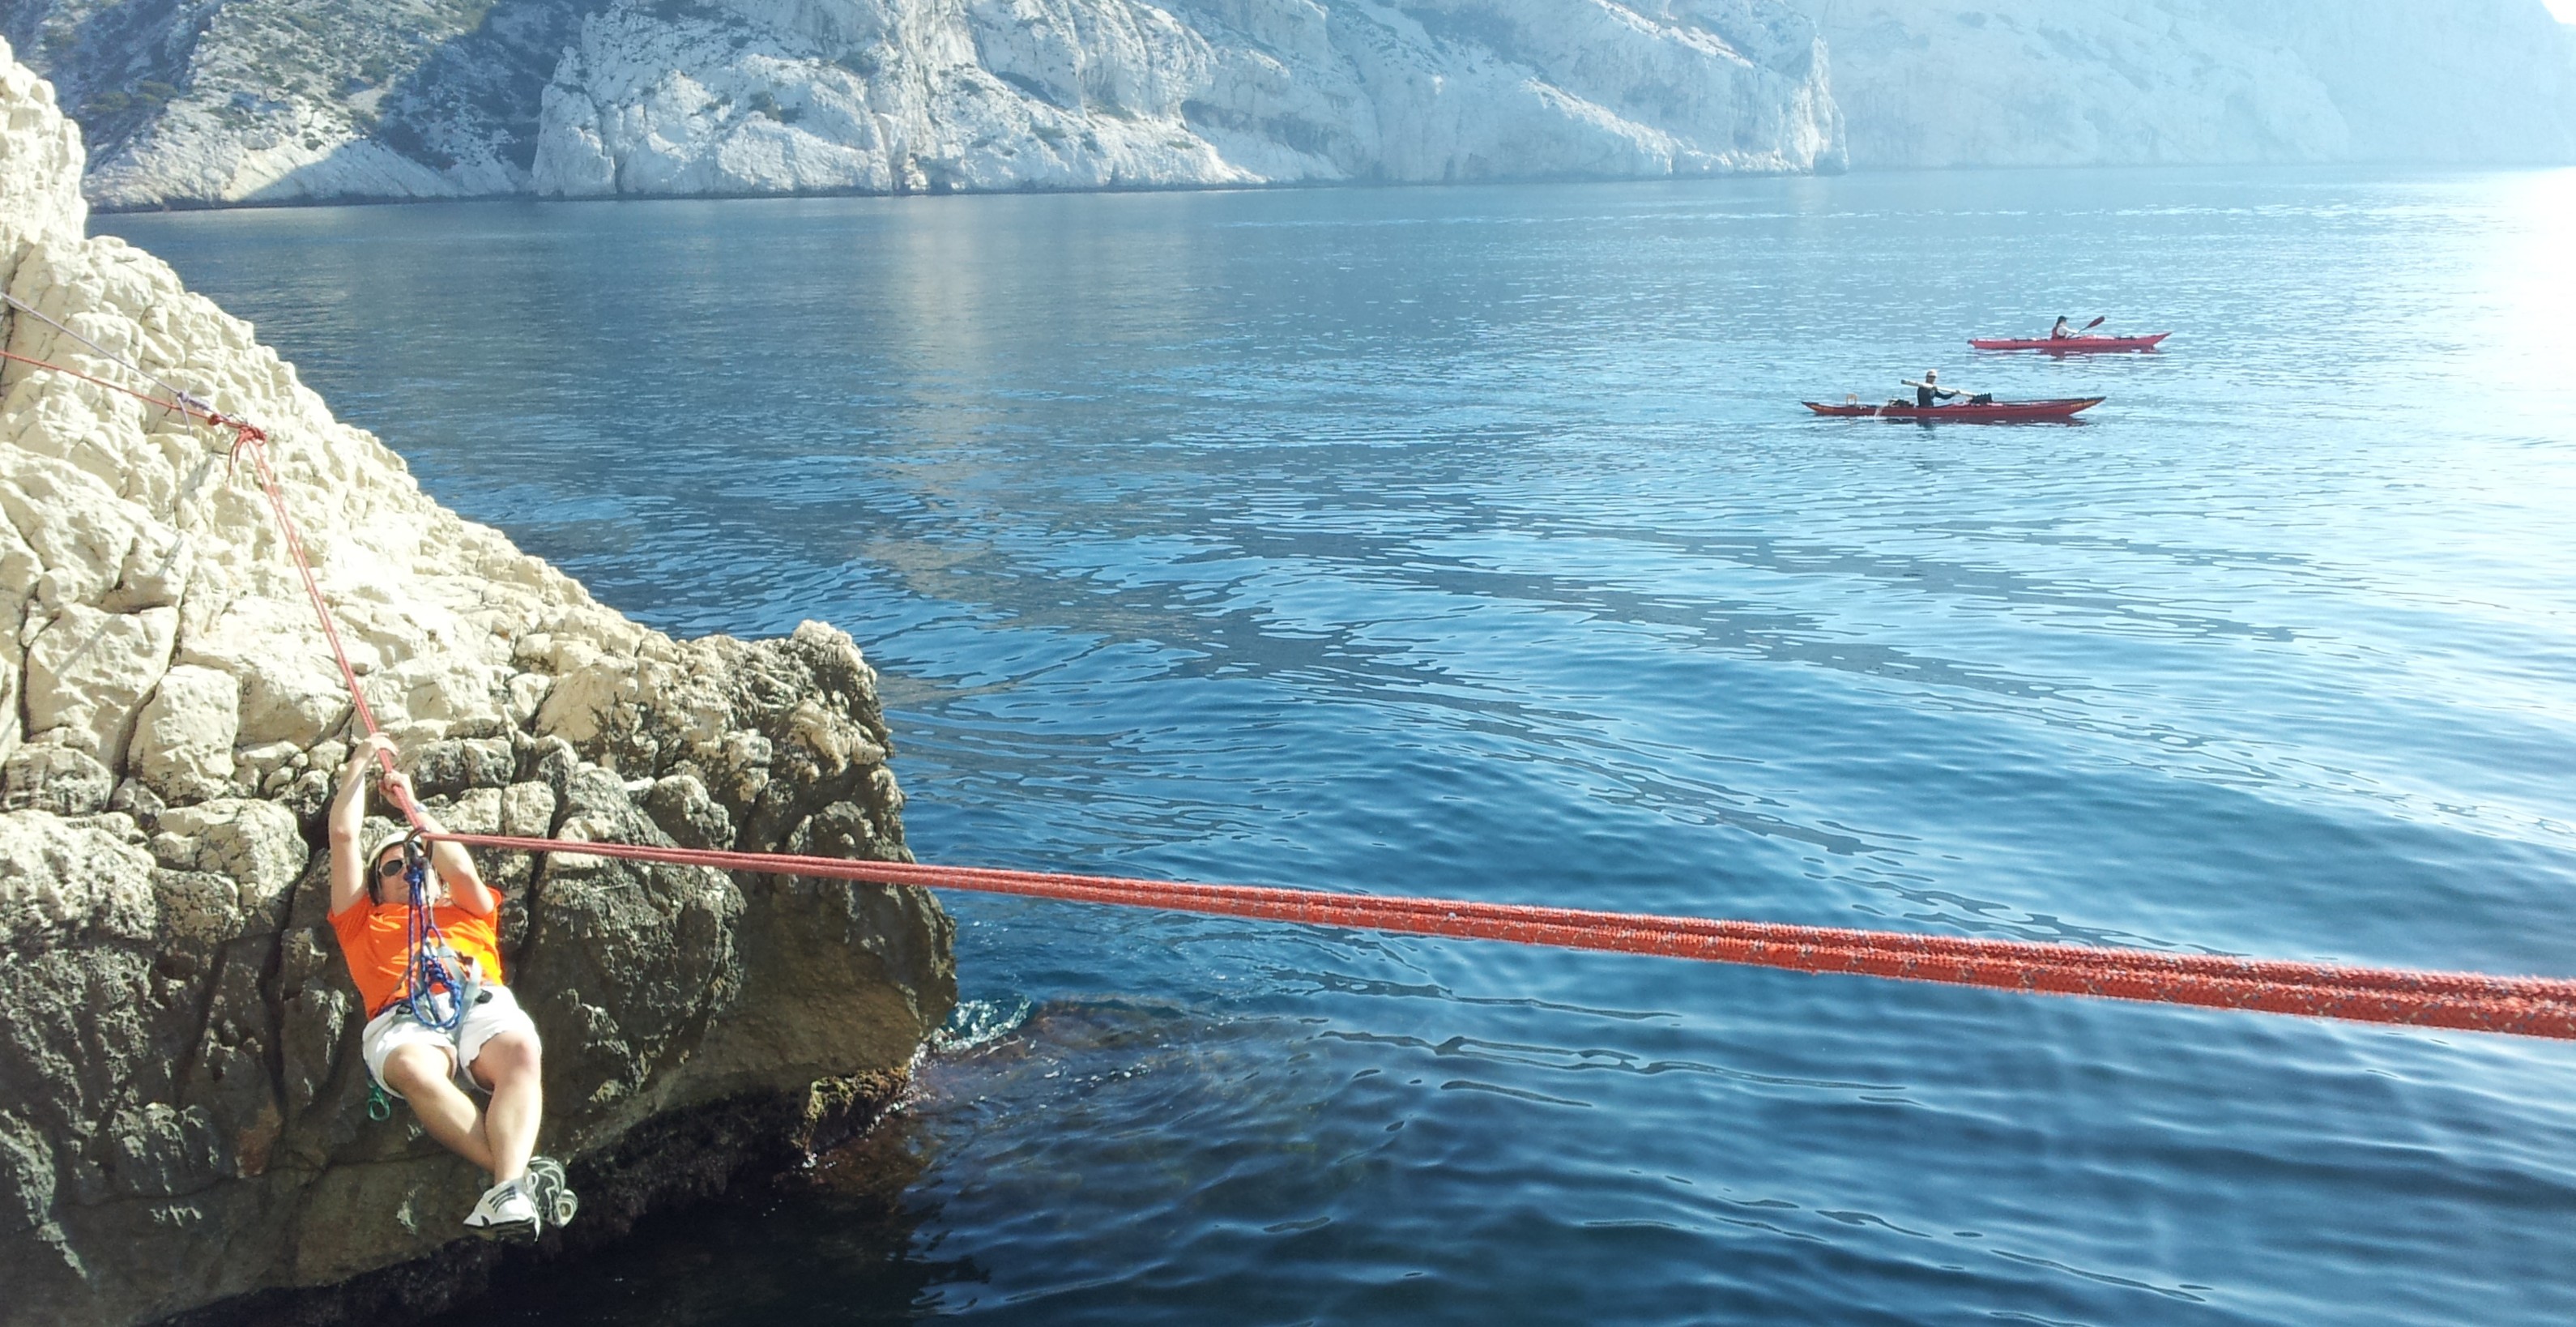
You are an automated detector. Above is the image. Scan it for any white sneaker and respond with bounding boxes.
[522,1155,579,1228]
[463,1179,541,1240]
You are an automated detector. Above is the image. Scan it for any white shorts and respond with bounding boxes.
[360,984,539,1099]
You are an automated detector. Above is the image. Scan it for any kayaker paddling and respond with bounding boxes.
[1904,369,1989,408]
[1801,395,2105,421]
[1968,328,2169,352]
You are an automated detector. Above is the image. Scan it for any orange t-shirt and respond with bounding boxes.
[328,898,506,1018]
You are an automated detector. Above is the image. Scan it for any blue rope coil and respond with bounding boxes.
[399,839,469,1033]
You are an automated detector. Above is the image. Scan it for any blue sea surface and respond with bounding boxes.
[108,166,2576,1325]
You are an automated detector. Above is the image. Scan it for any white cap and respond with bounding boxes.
[369,831,411,865]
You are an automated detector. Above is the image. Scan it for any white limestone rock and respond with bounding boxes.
[0,117,617,779]
[0,44,953,1327]
[42,0,557,210]
[20,602,177,760]
[10,0,2576,207]
[532,0,1843,196]
[151,796,306,906]
[0,806,156,950]
[177,595,360,749]
[0,49,83,245]
[13,0,1845,207]
[89,106,473,212]
[0,739,113,814]
[0,510,41,762]
[128,663,241,803]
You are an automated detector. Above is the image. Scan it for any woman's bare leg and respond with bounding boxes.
[381,1044,496,1173]
[469,1032,541,1184]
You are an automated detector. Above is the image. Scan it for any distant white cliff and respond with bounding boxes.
[0,0,1840,207]
[0,0,2570,207]
[1795,0,2576,168]
[529,0,1842,195]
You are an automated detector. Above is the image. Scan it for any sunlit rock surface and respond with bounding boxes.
[0,0,1842,206]
[531,0,1844,196]
[6,0,2570,206]
[0,40,953,1327]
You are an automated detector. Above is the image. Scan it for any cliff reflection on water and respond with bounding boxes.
[113,167,2576,1326]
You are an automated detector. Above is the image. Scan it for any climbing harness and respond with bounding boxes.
[9,326,2576,1043]
[354,838,488,1122]
[395,836,476,1035]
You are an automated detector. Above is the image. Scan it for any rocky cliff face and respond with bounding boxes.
[1795,0,2576,169]
[0,0,1843,205]
[0,0,595,208]
[8,0,2572,207]
[0,39,953,1327]
[531,0,1842,196]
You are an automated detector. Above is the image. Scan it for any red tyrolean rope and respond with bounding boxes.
[6,337,2570,1041]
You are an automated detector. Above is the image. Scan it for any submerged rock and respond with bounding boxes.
[0,39,954,1327]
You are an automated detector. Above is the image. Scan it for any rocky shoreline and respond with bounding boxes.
[0,40,953,1327]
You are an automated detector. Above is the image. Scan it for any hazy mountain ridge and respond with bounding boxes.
[1798,0,2576,169]
[2,0,2571,207]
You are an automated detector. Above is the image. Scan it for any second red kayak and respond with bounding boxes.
[1969,332,2170,352]
[1804,397,2105,422]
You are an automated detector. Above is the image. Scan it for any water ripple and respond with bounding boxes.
[117,166,2576,1327]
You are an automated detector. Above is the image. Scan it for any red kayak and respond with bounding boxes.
[1803,397,2105,422]
[1969,332,2170,352]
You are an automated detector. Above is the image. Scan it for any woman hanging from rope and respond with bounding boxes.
[326,733,577,1239]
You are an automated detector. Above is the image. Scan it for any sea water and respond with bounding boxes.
[109,166,2576,1326]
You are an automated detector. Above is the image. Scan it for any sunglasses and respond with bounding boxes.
[376,856,412,881]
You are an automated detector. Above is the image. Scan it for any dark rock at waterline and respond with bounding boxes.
[3,643,955,1327]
